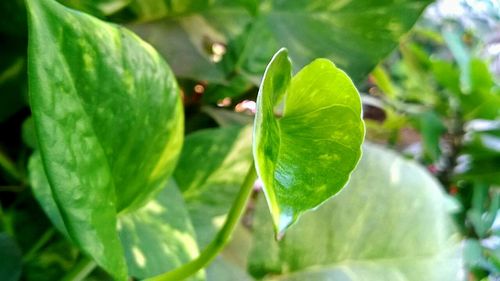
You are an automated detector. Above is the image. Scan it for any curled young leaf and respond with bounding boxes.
[253,48,364,236]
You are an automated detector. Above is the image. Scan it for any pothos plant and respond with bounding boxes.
[0,0,462,280]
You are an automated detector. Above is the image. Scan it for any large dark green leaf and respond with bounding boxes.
[254,49,364,235]
[28,153,68,238]
[174,125,253,247]
[237,0,432,83]
[248,144,462,281]
[0,233,22,281]
[131,0,429,86]
[27,0,183,278]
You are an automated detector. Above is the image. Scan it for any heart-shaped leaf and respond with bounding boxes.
[27,0,183,278]
[253,48,364,236]
[118,180,204,280]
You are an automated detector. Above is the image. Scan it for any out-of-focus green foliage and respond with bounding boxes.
[366,14,500,280]
[174,126,253,248]
[207,144,462,281]
[1,0,481,280]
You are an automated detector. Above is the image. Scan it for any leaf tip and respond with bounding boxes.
[274,209,298,240]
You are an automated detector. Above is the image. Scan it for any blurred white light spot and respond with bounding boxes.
[194,84,205,94]
[481,135,500,152]
[389,160,401,184]
[235,100,256,113]
[217,97,231,107]
[145,200,164,214]
[211,42,226,63]
[132,247,146,268]
[465,119,500,132]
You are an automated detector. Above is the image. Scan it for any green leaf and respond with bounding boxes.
[174,125,253,247]
[417,111,445,162]
[207,258,252,281]
[28,153,69,238]
[23,237,80,281]
[30,153,204,279]
[431,59,461,96]
[127,0,210,20]
[206,226,254,281]
[128,1,254,83]
[130,0,429,85]
[59,0,132,18]
[0,233,22,281]
[118,181,204,280]
[27,0,183,278]
[232,0,432,83]
[459,59,500,120]
[253,48,364,235]
[248,144,462,281]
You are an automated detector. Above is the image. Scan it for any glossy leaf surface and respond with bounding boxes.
[59,0,131,18]
[130,0,430,84]
[27,0,183,278]
[248,144,462,281]
[174,126,253,247]
[241,0,432,83]
[30,154,203,279]
[254,49,364,235]
[118,181,203,280]
[29,153,68,238]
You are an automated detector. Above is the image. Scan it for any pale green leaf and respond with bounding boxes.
[118,180,204,280]
[248,144,463,281]
[253,48,364,235]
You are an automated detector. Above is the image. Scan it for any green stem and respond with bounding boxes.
[23,228,55,262]
[146,162,257,281]
[61,256,96,281]
[0,150,22,182]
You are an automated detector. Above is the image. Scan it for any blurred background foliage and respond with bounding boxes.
[0,0,499,280]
